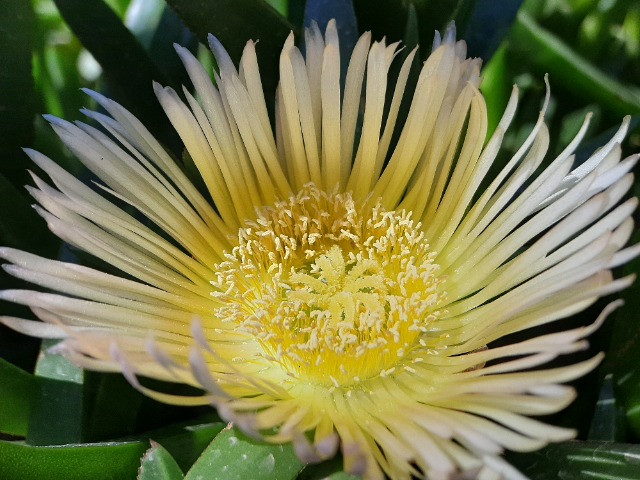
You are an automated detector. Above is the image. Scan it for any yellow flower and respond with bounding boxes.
[1,21,639,479]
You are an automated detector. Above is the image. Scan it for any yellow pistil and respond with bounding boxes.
[213,184,444,387]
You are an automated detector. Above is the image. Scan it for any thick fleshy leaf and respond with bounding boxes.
[0,440,148,480]
[164,0,295,108]
[139,441,184,480]
[126,0,199,89]
[463,0,523,59]
[0,358,36,437]
[52,0,181,152]
[125,0,167,48]
[510,11,640,117]
[619,366,640,438]
[480,44,512,138]
[147,8,198,88]
[325,474,359,480]
[508,442,640,479]
[0,5,61,292]
[31,4,86,123]
[34,340,83,383]
[296,456,358,480]
[184,424,304,480]
[82,372,213,443]
[27,341,85,446]
[156,421,226,471]
[0,0,35,188]
[83,373,144,441]
[0,421,225,479]
[587,374,626,441]
[609,205,640,438]
[27,378,84,446]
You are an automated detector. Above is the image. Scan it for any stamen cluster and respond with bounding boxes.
[212,185,444,387]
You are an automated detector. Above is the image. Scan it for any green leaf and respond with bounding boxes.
[297,455,358,480]
[126,0,199,90]
[0,439,147,480]
[620,367,640,438]
[82,372,145,441]
[155,421,226,471]
[588,374,626,442]
[402,3,420,53]
[32,4,86,121]
[138,441,184,480]
[508,441,640,480]
[0,358,37,437]
[27,340,85,446]
[184,424,304,480]
[510,11,640,118]
[324,473,360,480]
[462,0,522,60]
[555,104,602,157]
[146,7,199,89]
[52,0,180,152]
[164,0,296,108]
[0,421,225,480]
[124,0,166,49]
[34,339,83,384]
[27,378,84,446]
[0,0,36,188]
[480,43,512,139]
[604,198,640,438]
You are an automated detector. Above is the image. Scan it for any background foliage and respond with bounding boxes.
[1,0,640,478]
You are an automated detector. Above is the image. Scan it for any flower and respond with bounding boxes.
[1,19,639,480]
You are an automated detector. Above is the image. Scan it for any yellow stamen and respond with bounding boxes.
[212,184,445,387]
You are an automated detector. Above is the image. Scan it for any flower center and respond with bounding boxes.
[212,185,444,388]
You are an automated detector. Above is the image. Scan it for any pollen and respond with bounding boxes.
[212,184,444,387]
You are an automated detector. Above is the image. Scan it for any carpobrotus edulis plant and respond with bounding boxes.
[2,20,638,480]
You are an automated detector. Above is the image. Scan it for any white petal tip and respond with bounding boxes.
[444,21,457,43]
[316,433,340,458]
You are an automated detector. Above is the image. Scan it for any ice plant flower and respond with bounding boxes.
[1,20,639,480]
